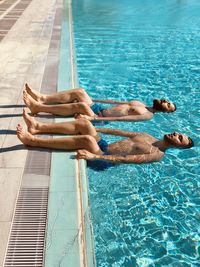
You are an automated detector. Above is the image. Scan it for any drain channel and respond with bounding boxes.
[4,188,48,267]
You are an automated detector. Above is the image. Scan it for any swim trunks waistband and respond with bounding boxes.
[87,138,114,170]
[97,138,109,154]
[90,103,105,117]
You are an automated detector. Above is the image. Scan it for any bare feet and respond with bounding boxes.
[16,124,35,146]
[23,91,40,115]
[23,108,40,134]
[25,83,45,103]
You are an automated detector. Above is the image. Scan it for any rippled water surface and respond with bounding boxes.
[72,0,200,266]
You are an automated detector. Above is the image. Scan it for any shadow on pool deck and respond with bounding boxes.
[0,113,59,119]
[0,105,25,108]
[0,113,22,118]
[0,130,16,135]
[0,145,53,153]
[0,144,25,152]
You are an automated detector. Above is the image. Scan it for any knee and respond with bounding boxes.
[81,135,96,146]
[78,87,86,94]
[76,102,89,112]
[73,88,86,97]
[76,118,93,129]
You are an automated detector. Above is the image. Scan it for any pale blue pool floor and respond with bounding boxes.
[73,0,200,266]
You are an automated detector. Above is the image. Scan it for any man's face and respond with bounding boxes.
[153,99,176,112]
[164,132,191,148]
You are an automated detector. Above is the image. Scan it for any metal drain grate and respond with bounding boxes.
[4,188,48,267]
[24,149,51,176]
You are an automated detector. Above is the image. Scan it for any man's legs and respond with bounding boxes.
[17,125,101,154]
[25,83,93,105]
[23,108,99,138]
[23,91,95,116]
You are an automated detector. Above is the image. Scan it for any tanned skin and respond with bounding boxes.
[17,109,192,165]
[24,83,176,122]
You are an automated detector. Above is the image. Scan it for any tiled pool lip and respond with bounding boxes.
[78,160,97,267]
[45,0,96,266]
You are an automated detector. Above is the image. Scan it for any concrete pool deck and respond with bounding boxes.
[0,0,95,266]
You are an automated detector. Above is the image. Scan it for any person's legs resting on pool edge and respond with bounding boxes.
[25,83,93,105]
[23,108,99,138]
[23,91,95,117]
[24,84,177,122]
[17,114,194,164]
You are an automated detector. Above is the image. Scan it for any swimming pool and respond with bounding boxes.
[72,0,200,266]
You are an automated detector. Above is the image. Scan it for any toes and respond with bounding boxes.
[23,93,29,104]
[23,108,28,116]
[23,94,27,101]
[16,126,21,133]
[25,83,30,90]
[23,90,28,96]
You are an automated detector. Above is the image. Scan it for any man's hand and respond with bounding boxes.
[74,114,96,120]
[77,149,97,160]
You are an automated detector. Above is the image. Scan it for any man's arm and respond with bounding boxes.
[92,99,129,104]
[75,113,152,122]
[95,128,140,137]
[77,150,164,164]
[93,113,153,122]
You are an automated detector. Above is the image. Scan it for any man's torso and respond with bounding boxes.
[107,133,162,156]
[102,101,152,117]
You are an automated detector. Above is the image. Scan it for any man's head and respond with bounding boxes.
[164,132,194,149]
[153,99,176,113]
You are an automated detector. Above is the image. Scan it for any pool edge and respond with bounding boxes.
[44,0,96,266]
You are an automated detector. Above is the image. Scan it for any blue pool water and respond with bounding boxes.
[72,0,200,266]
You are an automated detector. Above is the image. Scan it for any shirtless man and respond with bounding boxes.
[17,109,193,164]
[23,83,176,122]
